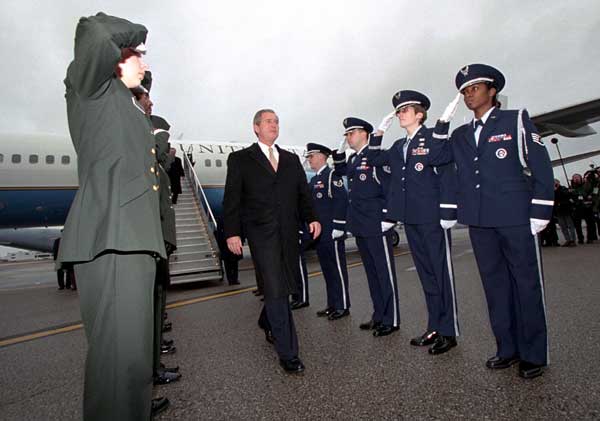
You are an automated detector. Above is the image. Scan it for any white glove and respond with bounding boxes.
[439,93,461,123]
[377,111,396,133]
[332,229,344,240]
[440,220,457,230]
[530,218,549,235]
[381,221,395,232]
[338,138,348,154]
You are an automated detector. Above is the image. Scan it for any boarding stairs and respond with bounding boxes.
[168,152,223,284]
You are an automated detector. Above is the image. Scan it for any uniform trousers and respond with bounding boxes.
[355,231,400,327]
[153,258,170,375]
[291,250,309,304]
[404,223,459,337]
[315,239,350,311]
[469,225,548,366]
[259,297,299,360]
[75,252,155,421]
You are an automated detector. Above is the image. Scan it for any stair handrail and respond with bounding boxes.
[180,147,218,232]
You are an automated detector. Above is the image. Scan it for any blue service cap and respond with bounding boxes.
[305,142,332,157]
[455,63,505,93]
[343,117,373,135]
[392,90,431,111]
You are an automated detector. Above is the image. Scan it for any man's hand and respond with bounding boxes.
[530,218,549,236]
[381,221,395,232]
[309,221,322,239]
[226,236,243,255]
[332,229,344,240]
[376,111,396,135]
[439,93,461,123]
[440,220,457,230]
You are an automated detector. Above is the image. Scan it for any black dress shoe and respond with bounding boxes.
[373,325,399,337]
[359,320,382,330]
[162,339,174,347]
[264,329,275,344]
[279,357,305,373]
[154,369,182,385]
[162,322,172,333]
[290,301,309,310]
[151,397,170,416]
[160,362,179,373]
[328,309,350,320]
[428,335,457,355]
[161,344,177,355]
[316,307,334,317]
[486,355,519,369]
[518,361,545,379]
[410,330,439,346]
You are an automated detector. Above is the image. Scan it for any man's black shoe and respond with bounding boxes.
[428,335,457,355]
[410,330,438,346]
[151,397,170,416]
[373,325,399,337]
[328,309,349,320]
[279,357,305,373]
[154,370,182,385]
[518,361,545,379]
[290,301,309,310]
[359,320,382,330]
[162,322,172,333]
[160,344,177,355]
[316,307,334,317]
[160,362,179,372]
[162,339,174,347]
[486,355,519,369]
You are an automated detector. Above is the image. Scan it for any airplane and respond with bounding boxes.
[1,98,600,252]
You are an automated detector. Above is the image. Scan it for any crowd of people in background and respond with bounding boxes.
[542,167,600,246]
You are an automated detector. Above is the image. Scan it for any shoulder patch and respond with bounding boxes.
[333,179,344,187]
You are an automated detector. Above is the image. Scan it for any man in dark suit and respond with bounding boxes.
[167,148,184,204]
[223,109,320,373]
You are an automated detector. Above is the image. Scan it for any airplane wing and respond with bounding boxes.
[551,148,600,168]
[532,98,600,138]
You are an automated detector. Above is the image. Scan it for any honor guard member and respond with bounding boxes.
[370,90,460,354]
[440,64,554,378]
[58,13,169,419]
[332,118,400,336]
[290,224,311,309]
[150,114,181,384]
[306,143,351,320]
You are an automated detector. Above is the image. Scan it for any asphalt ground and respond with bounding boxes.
[0,229,599,420]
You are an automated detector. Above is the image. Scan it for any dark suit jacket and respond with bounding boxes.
[167,157,184,195]
[223,143,317,299]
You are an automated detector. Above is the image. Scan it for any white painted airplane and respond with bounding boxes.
[1,97,600,252]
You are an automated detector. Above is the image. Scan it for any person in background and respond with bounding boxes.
[167,148,185,204]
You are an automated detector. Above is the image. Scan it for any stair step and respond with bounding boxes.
[178,237,210,246]
[170,258,220,271]
[170,271,223,285]
[170,262,222,276]
[171,251,216,263]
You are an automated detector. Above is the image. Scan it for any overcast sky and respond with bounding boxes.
[1,0,599,182]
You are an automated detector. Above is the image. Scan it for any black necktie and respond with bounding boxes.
[474,119,484,129]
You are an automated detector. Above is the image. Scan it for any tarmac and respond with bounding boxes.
[0,229,599,420]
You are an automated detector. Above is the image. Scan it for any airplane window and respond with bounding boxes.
[204,159,211,167]
[0,153,3,163]
[61,155,70,165]
[215,159,222,167]
[29,154,39,164]
[46,155,55,164]
[12,154,21,164]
